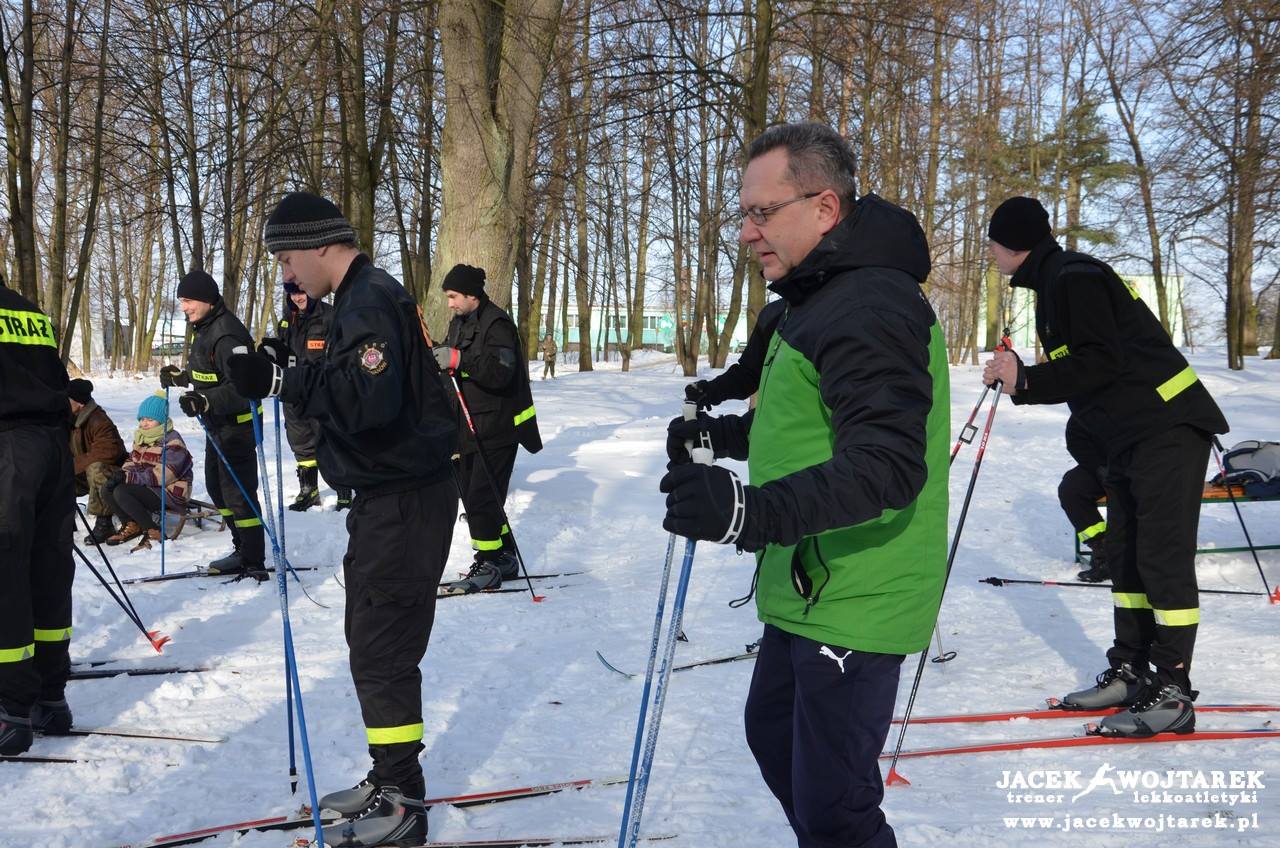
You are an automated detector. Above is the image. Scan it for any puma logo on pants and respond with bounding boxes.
[819,645,853,674]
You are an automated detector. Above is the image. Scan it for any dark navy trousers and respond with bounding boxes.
[744,624,903,848]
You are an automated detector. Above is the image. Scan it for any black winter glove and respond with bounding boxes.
[178,391,208,417]
[666,413,732,467]
[684,380,718,409]
[227,352,283,399]
[257,337,290,366]
[659,464,762,549]
[159,365,190,388]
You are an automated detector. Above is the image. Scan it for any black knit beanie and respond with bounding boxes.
[988,196,1051,251]
[264,192,357,254]
[177,270,220,304]
[442,264,487,299]
[67,378,93,404]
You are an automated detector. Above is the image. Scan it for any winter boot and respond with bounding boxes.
[321,785,427,848]
[1095,674,1196,737]
[336,489,353,511]
[106,521,143,547]
[1059,662,1148,710]
[440,560,502,594]
[494,550,520,581]
[29,698,73,735]
[0,708,33,756]
[320,777,378,816]
[130,527,163,553]
[290,466,321,512]
[1077,535,1110,583]
[236,560,270,583]
[207,549,245,575]
[84,514,116,546]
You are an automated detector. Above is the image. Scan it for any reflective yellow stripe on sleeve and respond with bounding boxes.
[33,627,72,642]
[366,723,424,745]
[0,308,56,347]
[1153,607,1200,626]
[1156,366,1198,402]
[1049,345,1070,360]
[513,405,536,427]
[191,370,219,383]
[235,404,265,424]
[1077,521,1107,544]
[1112,592,1152,610]
[0,644,34,663]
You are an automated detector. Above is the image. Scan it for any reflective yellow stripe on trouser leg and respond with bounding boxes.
[366,723,424,745]
[34,627,72,643]
[472,537,503,552]
[1078,521,1107,544]
[0,644,35,663]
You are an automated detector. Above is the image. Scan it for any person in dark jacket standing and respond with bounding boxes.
[226,191,457,848]
[0,278,77,754]
[67,378,127,543]
[434,264,542,593]
[683,297,785,411]
[271,280,352,511]
[983,196,1229,737]
[159,271,266,579]
[662,123,950,848]
[1060,415,1110,582]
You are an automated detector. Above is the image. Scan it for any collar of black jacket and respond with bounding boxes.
[191,298,226,332]
[334,253,372,304]
[767,193,931,306]
[1009,235,1061,292]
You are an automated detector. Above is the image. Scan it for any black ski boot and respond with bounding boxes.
[208,550,245,575]
[1058,662,1148,710]
[0,708,33,756]
[336,489,353,511]
[237,561,270,583]
[321,785,427,847]
[84,514,116,546]
[494,550,520,581]
[1077,535,1110,582]
[290,466,321,512]
[29,698,73,734]
[1094,672,1196,737]
[319,777,377,816]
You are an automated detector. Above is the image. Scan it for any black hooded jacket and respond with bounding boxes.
[0,284,69,430]
[279,296,332,366]
[1010,236,1228,454]
[188,299,258,428]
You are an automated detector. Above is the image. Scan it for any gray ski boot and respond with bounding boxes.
[1093,680,1196,737]
[1057,662,1147,709]
[0,708,33,756]
[440,560,502,594]
[29,698,73,734]
[207,550,245,575]
[321,785,426,847]
[319,777,377,816]
[494,550,520,581]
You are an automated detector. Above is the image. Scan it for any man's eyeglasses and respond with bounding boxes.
[734,192,821,226]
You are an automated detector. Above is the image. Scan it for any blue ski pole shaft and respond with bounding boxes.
[250,404,321,842]
[621,538,697,848]
[273,398,298,792]
[160,388,169,576]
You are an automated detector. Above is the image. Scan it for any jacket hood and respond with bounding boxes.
[1010,235,1061,293]
[769,193,931,304]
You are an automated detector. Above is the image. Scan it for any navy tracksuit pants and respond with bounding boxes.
[744,624,903,848]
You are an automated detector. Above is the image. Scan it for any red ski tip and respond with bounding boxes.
[1269,586,1279,604]
[147,630,171,652]
[532,594,546,603]
[885,767,911,787]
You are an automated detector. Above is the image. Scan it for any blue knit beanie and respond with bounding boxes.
[137,392,169,423]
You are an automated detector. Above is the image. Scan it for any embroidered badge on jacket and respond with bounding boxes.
[358,341,388,375]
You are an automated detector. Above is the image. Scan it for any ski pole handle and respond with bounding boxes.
[682,400,714,466]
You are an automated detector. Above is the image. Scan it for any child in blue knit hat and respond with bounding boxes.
[101,393,195,550]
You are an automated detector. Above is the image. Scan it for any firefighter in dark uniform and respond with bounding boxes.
[0,278,76,755]
[271,280,352,511]
[159,271,266,579]
[434,264,542,592]
[1060,414,1109,582]
[226,192,457,847]
[983,196,1228,737]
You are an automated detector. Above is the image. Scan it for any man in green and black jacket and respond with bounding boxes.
[662,123,949,848]
[160,271,265,578]
[983,196,1228,738]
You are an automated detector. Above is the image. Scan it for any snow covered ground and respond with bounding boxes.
[4,349,1279,848]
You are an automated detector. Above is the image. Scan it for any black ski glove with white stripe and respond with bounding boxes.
[659,464,765,551]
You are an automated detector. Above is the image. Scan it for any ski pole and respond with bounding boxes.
[979,576,1267,597]
[619,402,712,848]
[72,505,170,651]
[949,329,1010,466]
[417,309,541,601]
[160,388,169,577]
[249,402,323,841]
[273,398,298,793]
[1211,437,1278,603]
[886,379,1003,787]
